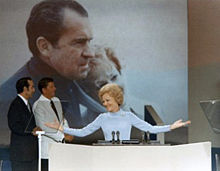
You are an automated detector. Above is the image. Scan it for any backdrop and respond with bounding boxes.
[0,0,187,145]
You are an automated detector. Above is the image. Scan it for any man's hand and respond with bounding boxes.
[64,134,74,143]
[32,126,42,136]
[45,120,63,131]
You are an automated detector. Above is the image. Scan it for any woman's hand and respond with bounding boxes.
[170,119,191,130]
[45,120,64,132]
[64,134,74,142]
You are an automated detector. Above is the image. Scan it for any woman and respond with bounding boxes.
[45,83,191,141]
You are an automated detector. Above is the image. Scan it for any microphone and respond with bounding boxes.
[111,131,115,144]
[146,131,150,144]
[116,131,120,144]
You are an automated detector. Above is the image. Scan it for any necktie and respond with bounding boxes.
[50,100,60,122]
[27,102,31,113]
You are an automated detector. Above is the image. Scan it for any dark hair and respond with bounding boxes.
[16,77,32,94]
[38,77,54,93]
[26,0,88,57]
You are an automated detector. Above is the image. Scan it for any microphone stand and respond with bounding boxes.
[36,131,45,171]
[111,131,115,144]
[116,131,120,144]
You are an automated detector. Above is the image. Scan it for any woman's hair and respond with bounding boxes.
[98,83,124,106]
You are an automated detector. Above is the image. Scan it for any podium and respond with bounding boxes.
[200,100,220,133]
[48,142,211,171]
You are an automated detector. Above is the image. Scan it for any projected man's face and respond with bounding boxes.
[48,9,94,80]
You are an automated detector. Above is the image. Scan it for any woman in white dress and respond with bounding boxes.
[45,83,191,141]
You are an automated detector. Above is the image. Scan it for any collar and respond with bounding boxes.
[39,94,58,102]
[18,94,28,106]
[108,108,125,116]
[28,56,60,77]
[27,57,75,93]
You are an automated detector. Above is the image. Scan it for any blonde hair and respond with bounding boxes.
[98,83,124,106]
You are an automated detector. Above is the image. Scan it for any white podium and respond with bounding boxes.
[48,142,211,171]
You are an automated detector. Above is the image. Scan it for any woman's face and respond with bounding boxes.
[102,93,119,113]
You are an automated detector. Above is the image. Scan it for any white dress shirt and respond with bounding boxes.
[18,94,28,106]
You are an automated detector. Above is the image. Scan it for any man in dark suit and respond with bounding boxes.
[0,0,105,146]
[7,77,40,171]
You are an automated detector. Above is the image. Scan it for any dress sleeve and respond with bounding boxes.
[63,115,102,137]
[63,118,69,127]
[128,112,171,133]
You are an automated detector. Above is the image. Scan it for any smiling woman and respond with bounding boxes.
[98,83,123,113]
[45,83,191,141]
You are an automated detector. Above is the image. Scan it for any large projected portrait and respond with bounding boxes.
[0,0,187,145]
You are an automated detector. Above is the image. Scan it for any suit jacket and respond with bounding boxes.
[7,96,38,161]
[33,95,69,159]
[0,56,106,145]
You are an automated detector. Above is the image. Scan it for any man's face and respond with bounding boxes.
[43,82,56,99]
[48,9,94,80]
[26,80,35,99]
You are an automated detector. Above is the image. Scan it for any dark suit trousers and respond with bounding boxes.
[41,159,48,171]
[11,159,38,171]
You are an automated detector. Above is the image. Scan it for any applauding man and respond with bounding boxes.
[33,77,73,171]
